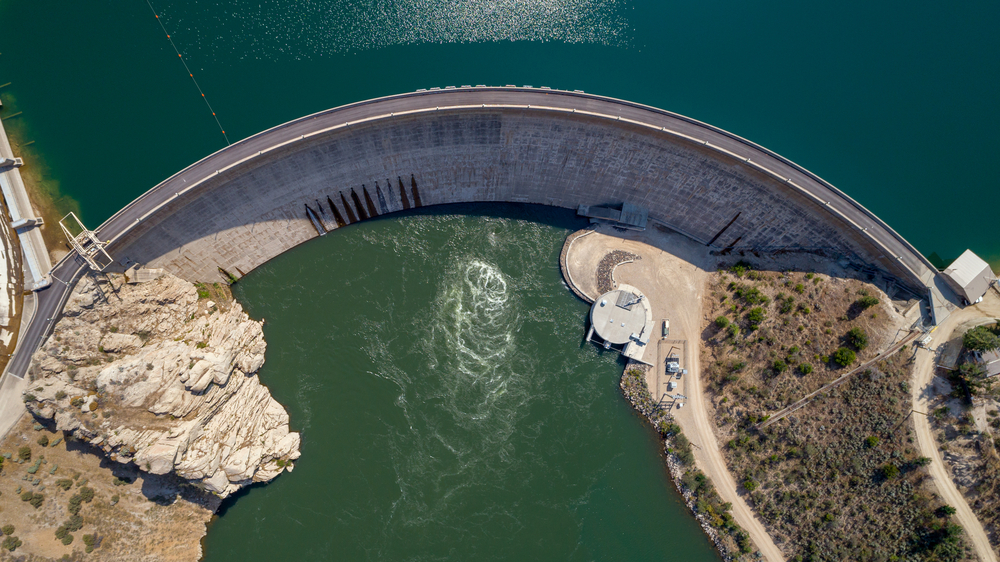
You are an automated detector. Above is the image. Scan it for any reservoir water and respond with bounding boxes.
[219,205,718,560]
[0,0,998,266]
[0,1,998,559]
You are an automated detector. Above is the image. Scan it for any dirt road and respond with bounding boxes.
[681,319,788,561]
[912,292,1000,562]
[565,225,787,561]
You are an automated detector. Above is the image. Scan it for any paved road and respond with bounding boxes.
[912,295,1000,562]
[3,87,942,383]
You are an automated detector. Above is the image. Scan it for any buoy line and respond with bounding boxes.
[145,0,231,146]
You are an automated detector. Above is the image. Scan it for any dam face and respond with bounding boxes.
[106,88,932,293]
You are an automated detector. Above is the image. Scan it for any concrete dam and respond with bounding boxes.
[8,87,952,380]
[102,88,937,295]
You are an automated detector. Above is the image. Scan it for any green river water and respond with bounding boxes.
[0,1,998,559]
[222,205,717,560]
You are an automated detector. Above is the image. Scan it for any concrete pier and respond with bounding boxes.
[0,118,50,292]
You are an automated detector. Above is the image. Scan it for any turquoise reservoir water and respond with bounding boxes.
[0,0,998,265]
[0,1,998,559]
[220,206,719,560]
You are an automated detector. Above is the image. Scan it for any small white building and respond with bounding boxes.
[980,349,1000,378]
[586,284,654,364]
[942,250,997,305]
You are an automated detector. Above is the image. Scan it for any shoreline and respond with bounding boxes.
[559,225,767,561]
[0,107,78,265]
[0,272,300,560]
[620,362,746,561]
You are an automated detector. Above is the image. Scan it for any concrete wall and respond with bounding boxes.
[105,89,931,293]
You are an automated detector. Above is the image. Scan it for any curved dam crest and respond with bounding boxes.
[8,87,955,382]
[98,88,937,295]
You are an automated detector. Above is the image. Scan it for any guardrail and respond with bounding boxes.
[92,88,934,300]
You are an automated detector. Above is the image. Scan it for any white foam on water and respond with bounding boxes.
[373,255,541,524]
[156,0,630,60]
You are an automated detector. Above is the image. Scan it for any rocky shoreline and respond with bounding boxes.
[22,273,300,499]
[619,362,748,562]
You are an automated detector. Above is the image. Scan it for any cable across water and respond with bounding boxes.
[145,0,231,146]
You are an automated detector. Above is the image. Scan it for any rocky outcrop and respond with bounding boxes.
[24,273,300,498]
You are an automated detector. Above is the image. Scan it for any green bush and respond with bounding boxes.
[729,261,752,278]
[672,433,695,465]
[83,533,96,552]
[19,492,33,502]
[63,514,83,532]
[61,533,73,545]
[936,505,957,516]
[28,494,43,509]
[881,463,900,479]
[17,446,30,461]
[70,397,84,408]
[727,323,740,339]
[1,525,14,536]
[963,325,1000,352]
[714,316,730,329]
[56,479,73,490]
[773,359,788,373]
[733,284,769,306]
[793,283,805,294]
[2,536,21,551]
[799,363,813,375]
[37,435,48,447]
[865,436,879,448]
[831,347,856,367]
[79,486,95,503]
[779,296,795,314]
[855,295,880,310]
[657,422,681,436]
[68,494,83,515]
[743,478,758,491]
[846,327,869,350]
[55,390,67,400]
[746,307,765,330]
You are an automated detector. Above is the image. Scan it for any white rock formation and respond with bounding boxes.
[24,274,300,498]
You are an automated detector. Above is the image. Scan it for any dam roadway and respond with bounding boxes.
[6,86,949,382]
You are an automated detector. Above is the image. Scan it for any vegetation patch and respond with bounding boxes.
[620,367,753,559]
[927,321,1000,548]
[702,265,972,560]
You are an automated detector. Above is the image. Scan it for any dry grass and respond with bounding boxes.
[702,264,901,420]
[0,416,217,561]
[928,379,1000,552]
[700,264,974,561]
